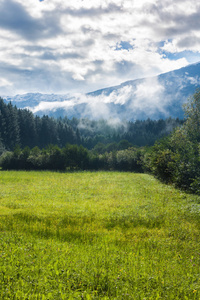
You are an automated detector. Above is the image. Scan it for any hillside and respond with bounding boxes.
[3,62,200,120]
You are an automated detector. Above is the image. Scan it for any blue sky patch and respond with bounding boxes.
[115,41,134,51]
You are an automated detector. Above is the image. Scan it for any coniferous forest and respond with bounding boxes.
[0,97,183,153]
[1,91,200,194]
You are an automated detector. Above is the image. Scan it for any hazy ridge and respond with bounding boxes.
[3,62,200,120]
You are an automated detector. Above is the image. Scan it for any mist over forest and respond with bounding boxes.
[0,97,183,154]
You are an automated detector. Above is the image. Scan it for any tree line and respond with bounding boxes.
[0,143,144,173]
[144,90,200,194]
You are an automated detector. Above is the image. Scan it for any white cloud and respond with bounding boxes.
[0,78,12,87]
[30,99,75,114]
[130,77,167,114]
[0,0,200,96]
[72,73,85,81]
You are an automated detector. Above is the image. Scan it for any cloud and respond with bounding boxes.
[0,0,200,96]
[0,0,62,41]
[27,78,170,120]
[129,78,167,115]
[0,78,12,87]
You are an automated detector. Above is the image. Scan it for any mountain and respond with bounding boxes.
[3,62,200,120]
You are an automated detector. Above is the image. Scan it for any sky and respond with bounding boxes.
[0,0,200,96]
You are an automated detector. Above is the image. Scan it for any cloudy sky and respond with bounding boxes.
[0,0,200,96]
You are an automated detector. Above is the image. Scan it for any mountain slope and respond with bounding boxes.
[3,62,200,120]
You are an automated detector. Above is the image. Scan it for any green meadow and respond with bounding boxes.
[0,171,200,299]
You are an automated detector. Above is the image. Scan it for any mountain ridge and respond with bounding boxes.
[3,62,200,120]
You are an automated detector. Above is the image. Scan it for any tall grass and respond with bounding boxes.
[0,171,200,299]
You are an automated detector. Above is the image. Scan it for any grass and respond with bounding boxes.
[0,171,200,299]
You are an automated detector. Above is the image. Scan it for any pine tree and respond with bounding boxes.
[18,109,37,148]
